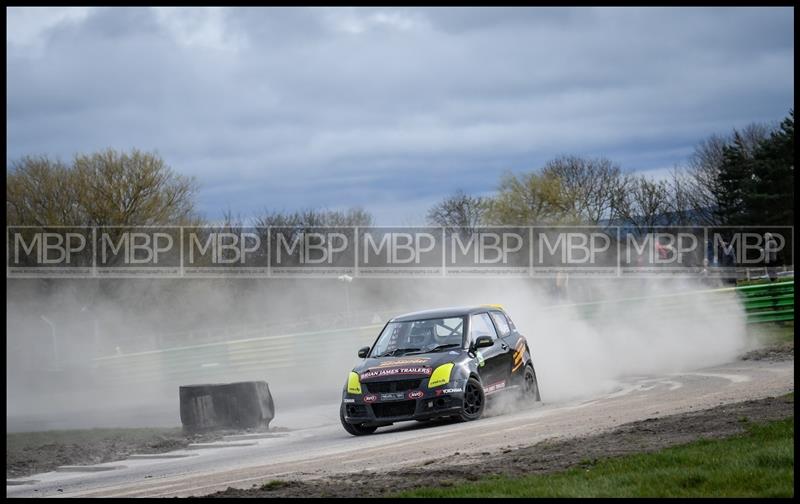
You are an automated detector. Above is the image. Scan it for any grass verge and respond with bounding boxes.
[750,322,795,345]
[397,417,794,497]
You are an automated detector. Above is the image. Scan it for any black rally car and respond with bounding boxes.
[340,305,541,435]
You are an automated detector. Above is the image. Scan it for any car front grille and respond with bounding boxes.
[364,379,422,394]
[371,400,417,418]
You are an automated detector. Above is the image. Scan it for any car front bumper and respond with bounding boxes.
[342,383,466,427]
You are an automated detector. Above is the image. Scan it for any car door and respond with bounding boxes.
[468,312,513,394]
[489,310,526,379]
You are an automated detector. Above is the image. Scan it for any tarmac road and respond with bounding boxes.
[6,358,793,498]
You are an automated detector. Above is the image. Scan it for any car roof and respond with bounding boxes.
[390,305,503,322]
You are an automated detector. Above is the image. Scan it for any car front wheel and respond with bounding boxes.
[457,377,485,421]
[340,404,378,436]
[523,364,541,402]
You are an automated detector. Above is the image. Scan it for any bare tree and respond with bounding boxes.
[252,207,372,265]
[73,149,199,226]
[7,156,84,226]
[427,190,487,231]
[320,207,374,227]
[681,123,772,225]
[254,207,373,228]
[667,166,698,226]
[613,174,675,233]
[484,171,567,225]
[7,149,199,227]
[541,155,625,224]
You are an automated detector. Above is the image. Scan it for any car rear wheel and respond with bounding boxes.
[340,404,378,436]
[523,364,541,402]
[458,377,485,421]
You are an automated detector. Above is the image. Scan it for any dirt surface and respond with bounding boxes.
[740,341,794,361]
[7,359,792,497]
[6,427,288,479]
[6,429,217,479]
[205,394,794,498]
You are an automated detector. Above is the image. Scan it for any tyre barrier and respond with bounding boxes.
[179,381,275,432]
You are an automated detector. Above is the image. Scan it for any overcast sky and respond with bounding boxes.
[6,7,794,224]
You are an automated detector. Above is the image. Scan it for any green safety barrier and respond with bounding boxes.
[736,280,794,324]
[541,280,794,325]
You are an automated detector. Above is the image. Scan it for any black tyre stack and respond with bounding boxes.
[179,381,275,433]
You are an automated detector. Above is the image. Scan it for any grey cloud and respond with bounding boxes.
[423,7,586,33]
[6,7,794,223]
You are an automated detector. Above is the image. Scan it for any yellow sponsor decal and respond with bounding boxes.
[427,363,455,388]
[512,339,525,372]
[347,371,362,394]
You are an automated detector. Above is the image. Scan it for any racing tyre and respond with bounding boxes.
[523,364,541,402]
[340,404,378,436]
[457,377,485,421]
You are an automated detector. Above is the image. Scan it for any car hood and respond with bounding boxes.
[353,351,463,382]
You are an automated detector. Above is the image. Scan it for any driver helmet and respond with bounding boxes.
[409,321,435,346]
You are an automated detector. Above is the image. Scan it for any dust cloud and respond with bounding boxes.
[6,275,749,431]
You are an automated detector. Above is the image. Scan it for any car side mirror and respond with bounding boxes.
[473,335,494,350]
[357,346,370,358]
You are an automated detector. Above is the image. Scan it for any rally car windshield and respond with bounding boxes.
[371,316,466,357]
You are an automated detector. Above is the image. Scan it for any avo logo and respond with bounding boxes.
[407,390,424,399]
[363,394,378,403]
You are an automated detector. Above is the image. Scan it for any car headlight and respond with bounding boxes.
[347,371,362,394]
[427,363,454,388]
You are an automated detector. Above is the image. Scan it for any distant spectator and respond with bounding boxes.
[654,236,673,261]
[765,232,779,281]
[719,240,736,268]
[700,257,710,279]
[705,239,718,267]
[717,240,737,284]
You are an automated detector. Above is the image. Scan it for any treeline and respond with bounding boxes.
[6,148,372,229]
[428,110,794,230]
[7,149,200,227]
[6,110,793,229]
